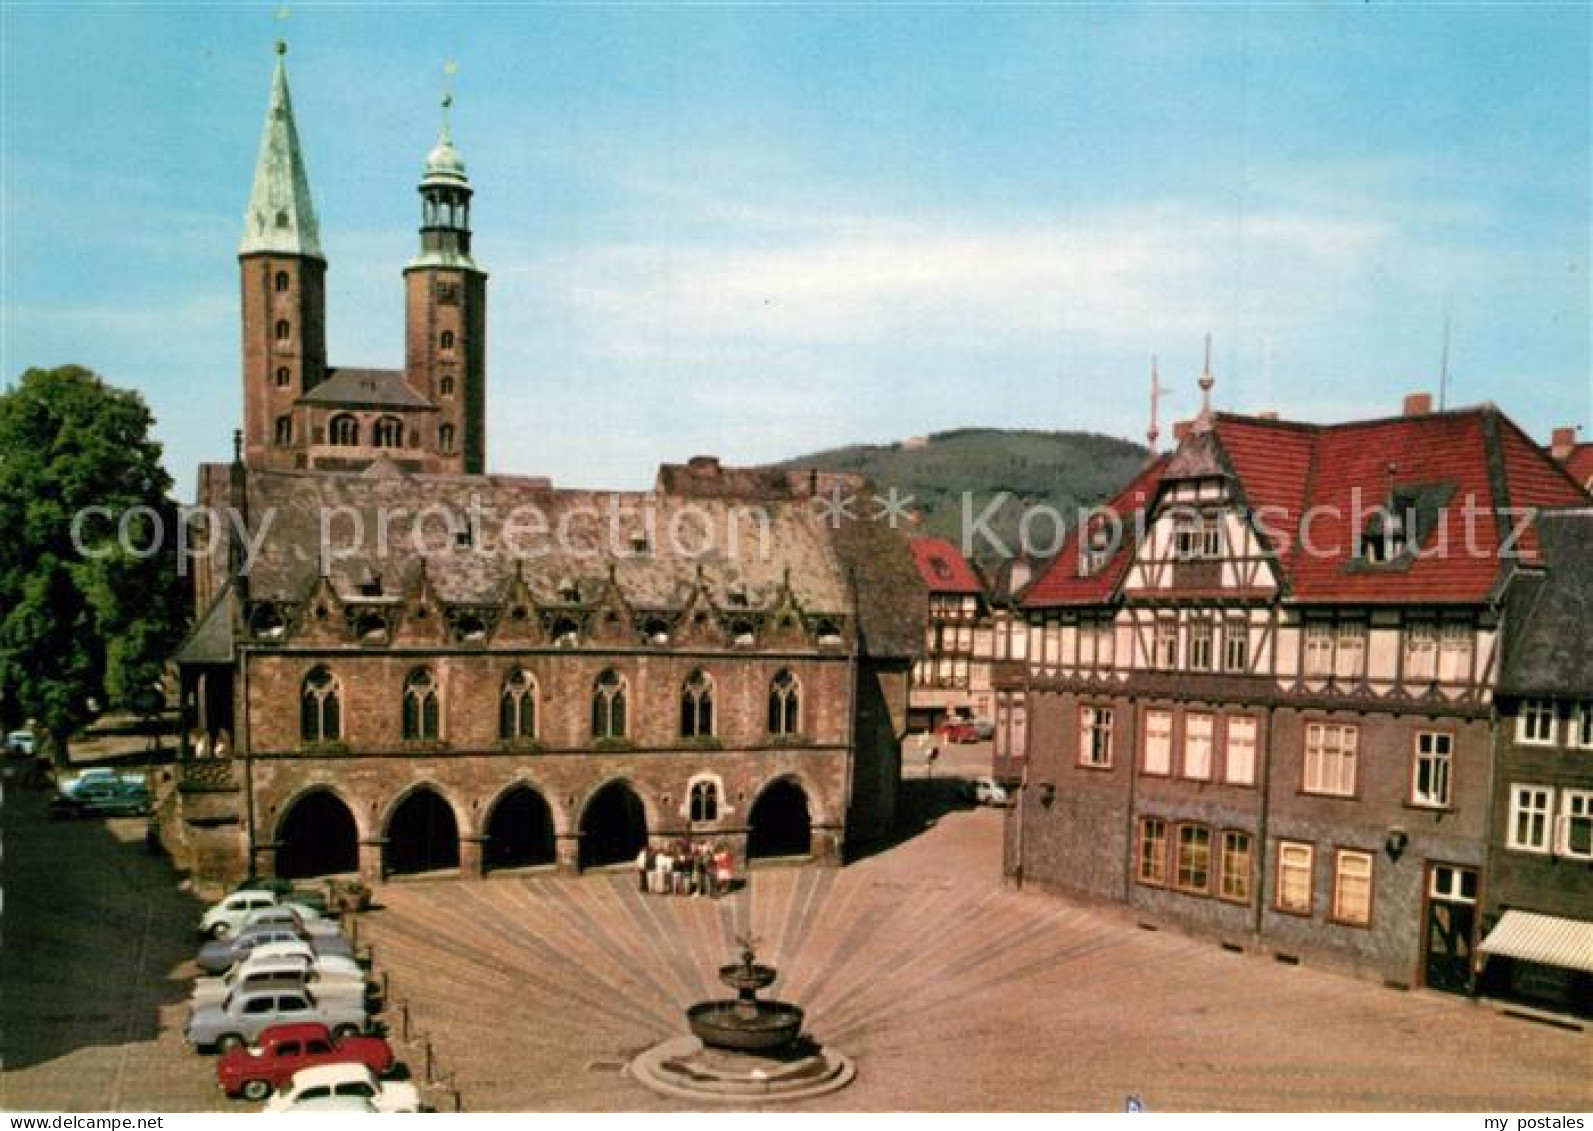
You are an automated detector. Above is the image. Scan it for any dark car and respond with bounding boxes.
[49,779,149,819]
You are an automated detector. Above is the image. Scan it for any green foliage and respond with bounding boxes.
[0,365,187,760]
[777,428,1148,562]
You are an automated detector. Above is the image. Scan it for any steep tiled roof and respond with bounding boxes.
[909,536,983,594]
[201,460,922,659]
[1562,442,1593,494]
[1023,404,1589,610]
[298,369,433,410]
[1497,508,1593,697]
[1023,454,1170,607]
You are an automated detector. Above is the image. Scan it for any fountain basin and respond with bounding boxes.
[687,1000,805,1052]
[718,963,777,994]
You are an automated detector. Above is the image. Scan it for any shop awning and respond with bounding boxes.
[1479,910,1593,974]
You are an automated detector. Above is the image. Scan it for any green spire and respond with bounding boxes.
[240,41,323,259]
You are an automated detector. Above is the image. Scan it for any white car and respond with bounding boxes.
[191,953,371,1009]
[4,730,34,757]
[264,1064,421,1113]
[200,893,333,940]
[972,778,1011,807]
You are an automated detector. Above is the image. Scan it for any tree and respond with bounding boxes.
[0,366,187,765]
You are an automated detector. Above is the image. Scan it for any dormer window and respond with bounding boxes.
[1174,511,1221,561]
[1361,509,1409,563]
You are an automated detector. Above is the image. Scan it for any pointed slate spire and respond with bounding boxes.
[240,41,323,259]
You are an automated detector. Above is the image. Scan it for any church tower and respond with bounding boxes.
[403,96,487,475]
[239,41,326,470]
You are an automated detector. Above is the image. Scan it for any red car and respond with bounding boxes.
[935,719,976,743]
[217,1022,396,1100]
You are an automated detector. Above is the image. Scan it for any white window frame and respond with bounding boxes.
[1410,730,1453,809]
[1331,849,1374,926]
[1437,622,1473,683]
[1223,715,1258,786]
[1143,708,1172,776]
[1223,617,1249,673]
[1333,621,1366,681]
[1136,817,1167,886]
[1557,789,1593,860]
[1403,621,1438,682]
[1182,713,1214,781]
[1573,703,1593,750]
[1507,784,1553,854]
[1517,700,1557,746]
[1188,618,1215,672]
[1153,618,1178,671]
[1078,705,1114,768]
[1303,622,1334,677]
[1276,841,1314,915]
[1303,722,1358,797]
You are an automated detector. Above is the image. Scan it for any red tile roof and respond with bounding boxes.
[1022,454,1170,607]
[1023,405,1588,610]
[909,536,984,594]
[1563,442,1593,494]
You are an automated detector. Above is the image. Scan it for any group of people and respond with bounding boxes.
[636,841,735,897]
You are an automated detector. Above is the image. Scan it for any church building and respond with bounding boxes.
[163,45,923,885]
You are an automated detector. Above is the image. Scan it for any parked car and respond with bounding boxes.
[934,718,974,743]
[200,892,333,940]
[216,1023,396,1101]
[56,766,147,799]
[4,730,34,757]
[197,924,354,975]
[49,778,149,819]
[967,719,996,741]
[184,986,369,1052]
[237,906,342,943]
[263,1064,420,1113]
[191,955,371,1011]
[234,877,330,915]
[195,944,370,1003]
[970,777,1011,807]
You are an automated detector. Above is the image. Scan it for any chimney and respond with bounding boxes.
[1172,420,1193,443]
[1550,426,1578,461]
[1403,392,1433,417]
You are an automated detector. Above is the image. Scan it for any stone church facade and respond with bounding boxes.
[162,46,923,885]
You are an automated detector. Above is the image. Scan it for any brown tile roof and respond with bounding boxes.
[298,368,434,410]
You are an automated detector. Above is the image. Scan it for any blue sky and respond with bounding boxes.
[3,2,1589,494]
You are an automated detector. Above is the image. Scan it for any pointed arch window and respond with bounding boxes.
[681,669,715,738]
[373,415,404,448]
[330,414,359,447]
[274,319,291,342]
[274,270,290,293]
[439,423,456,454]
[439,375,455,398]
[440,330,456,353]
[690,780,719,823]
[768,669,801,736]
[274,416,293,446]
[592,669,628,740]
[275,366,291,388]
[402,667,441,741]
[500,668,537,740]
[301,666,341,743]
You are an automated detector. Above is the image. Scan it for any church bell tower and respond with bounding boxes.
[403,94,487,475]
[238,41,326,470]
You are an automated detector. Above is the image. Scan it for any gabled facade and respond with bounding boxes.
[907,536,991,727]
[1003,389,1589,993]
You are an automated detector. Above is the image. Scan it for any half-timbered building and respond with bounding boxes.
[1002,387,1589,992]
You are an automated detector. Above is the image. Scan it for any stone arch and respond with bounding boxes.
[577,778,650,870]
[273,786,362,880]
[746,775,816,860]
[482,782,558,872]
[382,782,463,876]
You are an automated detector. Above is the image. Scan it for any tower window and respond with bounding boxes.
[439,423,456,454]
[275,209,289,229]
[274,366,291,388]
[274,416,293,446]
[440,330,455,353]
[274,319,291,342]
[373,416,403,449]
[330,414,360,447]
[439,376,455,397]
[274,270,290,293]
